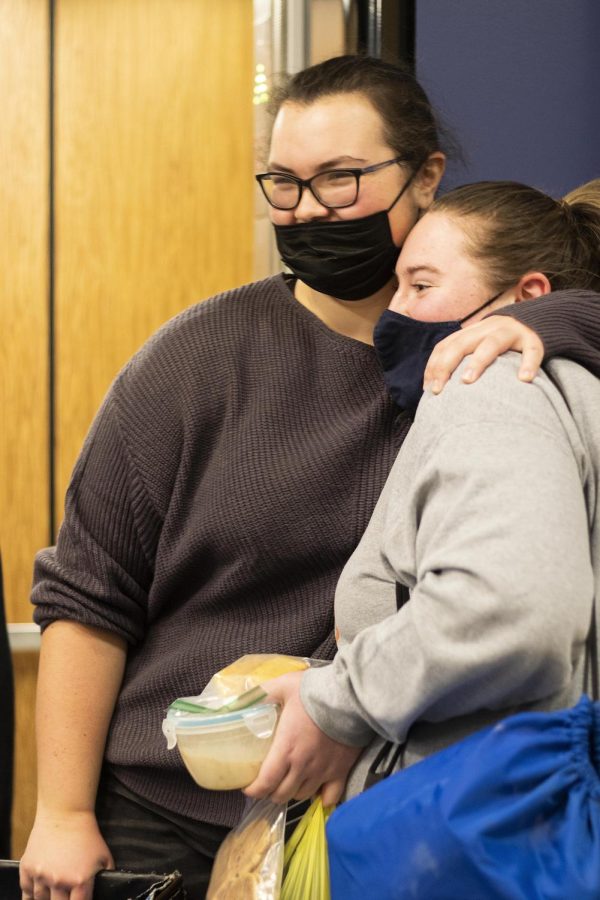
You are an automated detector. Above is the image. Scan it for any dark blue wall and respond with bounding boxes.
[416,0,600,197]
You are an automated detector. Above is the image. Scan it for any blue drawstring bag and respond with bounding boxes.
[327,695,600,899]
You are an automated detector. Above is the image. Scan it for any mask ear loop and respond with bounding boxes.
[458,290,504,325]
[385,161,424,213]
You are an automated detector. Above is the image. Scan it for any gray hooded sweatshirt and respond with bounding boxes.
[301,353,600,795]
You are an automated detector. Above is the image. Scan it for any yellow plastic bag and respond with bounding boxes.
[281,797,333,900]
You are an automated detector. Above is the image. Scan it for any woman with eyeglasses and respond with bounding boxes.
[21,56,600,900]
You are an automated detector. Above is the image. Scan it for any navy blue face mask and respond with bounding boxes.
[373,292,502,410]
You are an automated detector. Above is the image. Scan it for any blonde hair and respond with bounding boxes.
[563,178,600,207]
[431,179,600,293]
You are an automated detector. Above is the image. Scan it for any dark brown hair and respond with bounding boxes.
[268,54,447,170]
[431,180,600,293]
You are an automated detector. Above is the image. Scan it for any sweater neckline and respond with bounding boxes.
[273,273,379,359]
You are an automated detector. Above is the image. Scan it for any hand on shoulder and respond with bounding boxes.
[423,316,543,395]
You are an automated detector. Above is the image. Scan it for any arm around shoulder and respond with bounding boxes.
[496,289,600,375]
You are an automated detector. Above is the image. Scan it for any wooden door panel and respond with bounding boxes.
[55,0,254,511]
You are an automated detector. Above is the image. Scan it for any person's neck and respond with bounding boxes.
[294,278,396,345]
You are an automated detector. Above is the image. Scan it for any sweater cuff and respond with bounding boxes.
[301,662,375,747]
[489,290,592,361]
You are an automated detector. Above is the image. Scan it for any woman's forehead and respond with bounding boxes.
[401,212,473,269]
[269,94,390,172]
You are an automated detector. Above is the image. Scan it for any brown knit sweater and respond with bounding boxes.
[31,277,600,826]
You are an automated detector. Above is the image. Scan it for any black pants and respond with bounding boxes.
[95,773,230,900]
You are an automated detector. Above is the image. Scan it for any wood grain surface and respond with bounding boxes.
[11,650,39,858]
[0,0,50,623]
[54,0,254,514]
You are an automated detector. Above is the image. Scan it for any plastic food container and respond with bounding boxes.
[162,701,279,791]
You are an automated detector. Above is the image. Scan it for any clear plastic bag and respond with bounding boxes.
[281,797,333,900]
[166,655,314,718]
[201,654,312,707]
[207,798,286,899]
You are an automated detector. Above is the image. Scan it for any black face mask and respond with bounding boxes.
[373,292,502,410]
[273,173,416,302]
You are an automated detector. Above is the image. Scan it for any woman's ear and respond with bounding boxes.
[414,152,445,210]
[514,271,552,302]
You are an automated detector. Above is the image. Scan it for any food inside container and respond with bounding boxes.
[162,699,279,791]
[163,654,318,792]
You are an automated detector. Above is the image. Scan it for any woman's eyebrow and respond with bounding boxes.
[267,156,368,173]
[405,264,442,277]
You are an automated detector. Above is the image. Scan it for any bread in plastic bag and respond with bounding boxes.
[207,798,286,899]
[202,654,311,707]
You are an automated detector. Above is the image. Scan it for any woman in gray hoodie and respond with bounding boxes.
[246,179,600,804]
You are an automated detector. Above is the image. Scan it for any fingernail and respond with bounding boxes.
[431,379,441,394]
[462,368,474,383]
[519,369,533,381]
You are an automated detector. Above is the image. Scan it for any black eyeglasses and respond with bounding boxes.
[256,156,405,210]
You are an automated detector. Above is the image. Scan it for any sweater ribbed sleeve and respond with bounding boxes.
[33,392,160,644]
[494,289,600,374]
